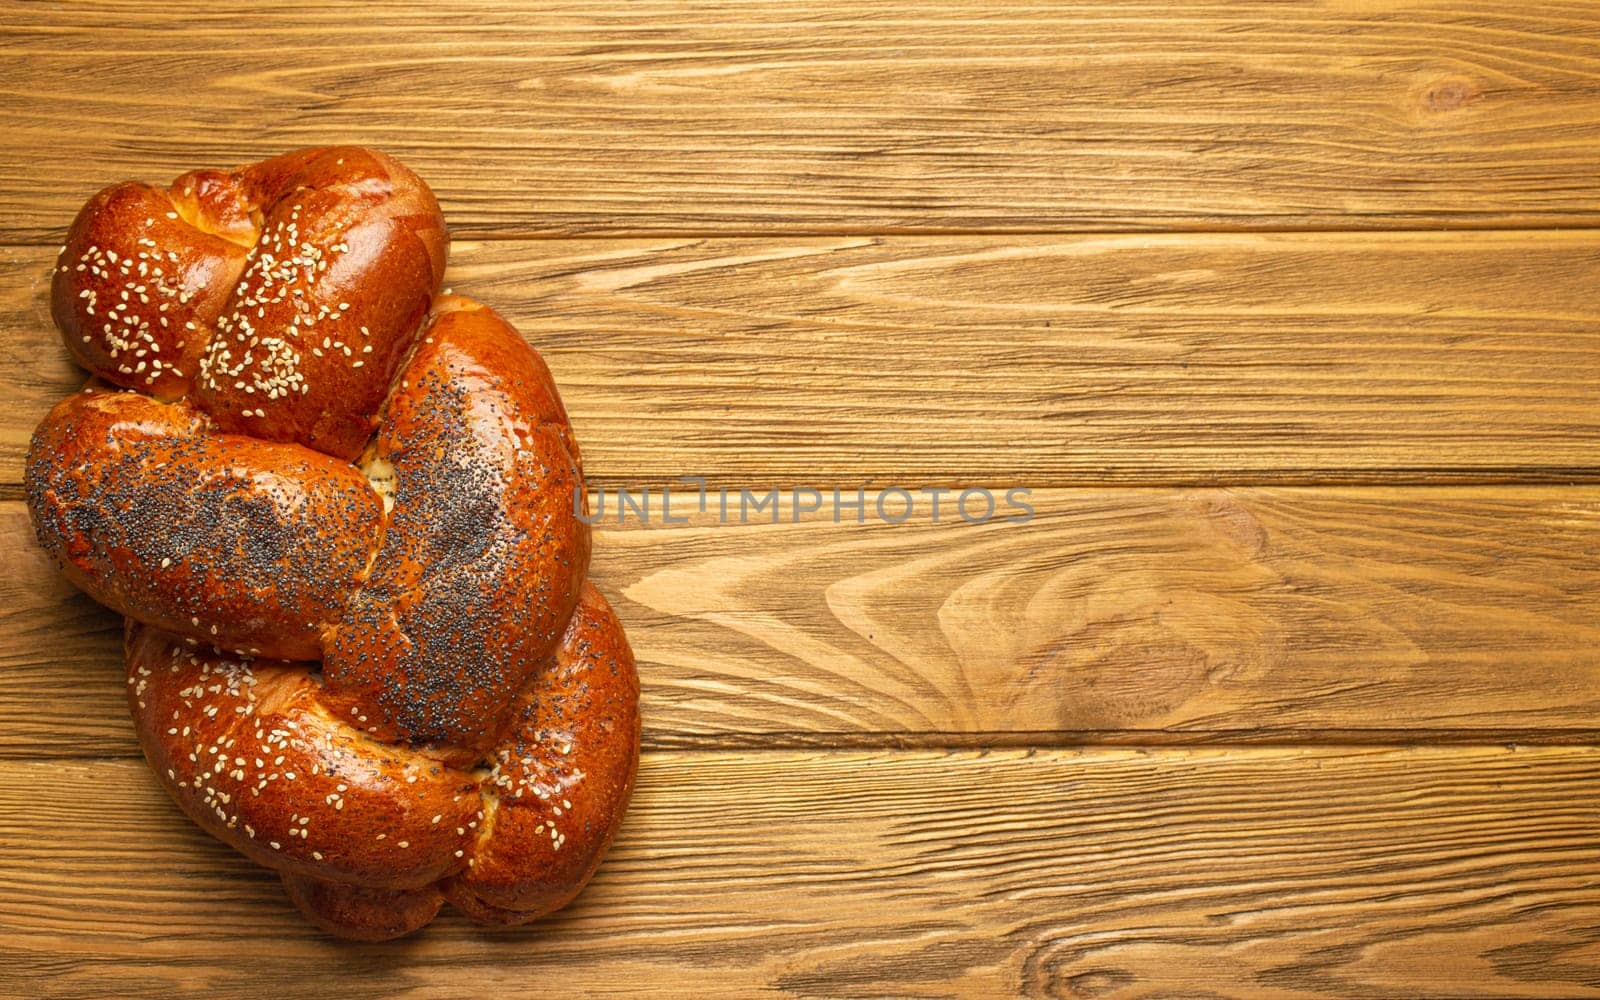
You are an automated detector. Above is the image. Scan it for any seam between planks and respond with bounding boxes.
[13,225,1600,249]
[13,730,1600,763]
[11,477,1600,504]
[9,224,1600,251]
[12,220,1600,242]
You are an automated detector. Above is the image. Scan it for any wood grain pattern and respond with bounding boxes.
[7,3,1600,992]
[5,2,1600,239]
[7,232,1600,490]
[7,483,1598,756]
[2,748,1598,998]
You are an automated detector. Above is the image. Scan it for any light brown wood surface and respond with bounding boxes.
[3,1,1599,997]
[7,486,1600,756]
[6,2,1600,239]
[8,233,1600,490]
[4,749,1600,999]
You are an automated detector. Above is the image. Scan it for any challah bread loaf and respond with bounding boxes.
[26,148,639,940]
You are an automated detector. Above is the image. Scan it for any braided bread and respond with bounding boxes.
[25,147,640,940]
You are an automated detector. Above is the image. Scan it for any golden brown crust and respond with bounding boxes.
[280,873,443,942]
[52,146,447,459]
[26,384,382,660]
[443,584,640,922]
[192,147,448,460]
[323,302,590,757]
[51,182,248,399]
[30,148,637,941]
[125,586,638,931]
[127,624,480,891]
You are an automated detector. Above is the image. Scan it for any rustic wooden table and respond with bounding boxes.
[3,3,1600,997]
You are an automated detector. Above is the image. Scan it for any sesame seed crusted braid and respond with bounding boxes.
[53,146,449,459]
[25,148,639,941]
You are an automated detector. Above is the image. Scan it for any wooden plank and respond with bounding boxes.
[7,232,1600,490]
[7,484,1599,757]
[2,748,1598,997]
[6,2,1600,240]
